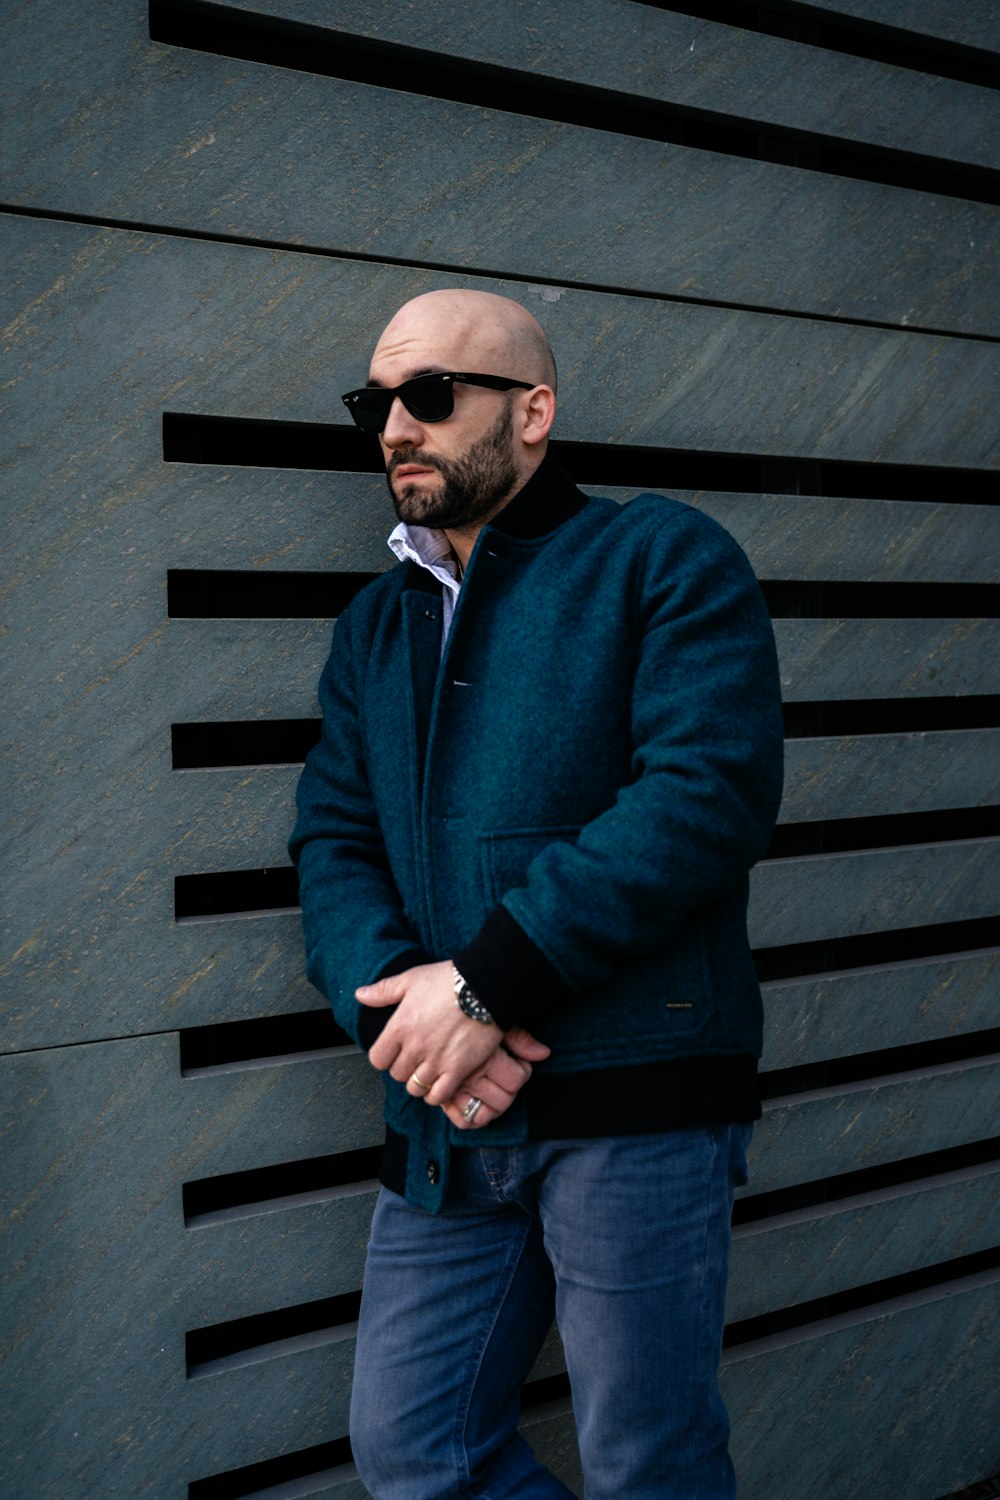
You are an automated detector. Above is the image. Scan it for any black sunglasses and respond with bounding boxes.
[341,372,534,434]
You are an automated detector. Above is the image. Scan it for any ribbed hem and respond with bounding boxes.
[453,906,574,1032]
[378,1054,760,1198]
[527,1053,760,1138]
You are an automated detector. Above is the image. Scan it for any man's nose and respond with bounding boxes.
[382,394,424,449]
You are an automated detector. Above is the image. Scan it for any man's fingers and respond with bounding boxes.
[502,1026,551,1062]
[356,976,406,1006]
[487,1049,532,1093]
[441,1093,498,1130]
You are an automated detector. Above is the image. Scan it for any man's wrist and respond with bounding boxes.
[452,963,496,1026]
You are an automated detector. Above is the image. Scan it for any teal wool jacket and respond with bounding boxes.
[290,454,784,1211]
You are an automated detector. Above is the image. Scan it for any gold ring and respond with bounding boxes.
[410,1072,431,1093]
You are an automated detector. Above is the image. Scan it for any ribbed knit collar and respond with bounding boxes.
[485,448,588,541]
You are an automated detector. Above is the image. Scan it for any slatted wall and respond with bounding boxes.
[3,2,999,1496]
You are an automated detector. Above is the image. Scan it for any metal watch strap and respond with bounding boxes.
[452,964,496,1025]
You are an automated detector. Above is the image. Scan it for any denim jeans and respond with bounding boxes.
[350,1125,750,1499]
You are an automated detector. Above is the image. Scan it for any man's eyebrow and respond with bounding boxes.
[365,366,449,389]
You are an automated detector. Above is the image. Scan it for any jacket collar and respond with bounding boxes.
[396,450,588,594]
[486,449,588,542]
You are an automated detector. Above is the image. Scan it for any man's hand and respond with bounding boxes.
[358,960,504,1106]
[440,1026,551,1131]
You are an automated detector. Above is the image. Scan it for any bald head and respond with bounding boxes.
[372,289,557,393]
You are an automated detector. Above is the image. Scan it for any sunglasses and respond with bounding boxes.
[341,372,534,435]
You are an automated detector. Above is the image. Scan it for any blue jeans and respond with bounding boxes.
[351,1125,750,1499]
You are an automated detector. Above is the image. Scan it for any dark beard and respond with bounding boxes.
[387,400,519,528]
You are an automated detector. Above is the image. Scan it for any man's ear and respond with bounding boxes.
[520,385,557,447]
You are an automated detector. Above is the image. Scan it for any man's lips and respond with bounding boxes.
[393,463,438,479]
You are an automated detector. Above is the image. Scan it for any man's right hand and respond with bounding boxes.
[440,1026,551,1131]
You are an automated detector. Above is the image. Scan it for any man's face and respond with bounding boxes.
[368,305,524,530]
[384,397,519,530]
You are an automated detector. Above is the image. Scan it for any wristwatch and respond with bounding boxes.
[452,964,496,1025]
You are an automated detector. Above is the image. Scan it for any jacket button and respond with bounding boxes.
[427,1159,440,1185]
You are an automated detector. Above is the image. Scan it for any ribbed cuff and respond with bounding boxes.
[453,906,574,1032]
[356,947,428,1051]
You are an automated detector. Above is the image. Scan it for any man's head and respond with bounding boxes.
[352,290,557,531]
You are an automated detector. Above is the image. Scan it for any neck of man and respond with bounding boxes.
[442,451,547,570]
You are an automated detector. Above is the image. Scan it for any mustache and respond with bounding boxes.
[388,449,445,476]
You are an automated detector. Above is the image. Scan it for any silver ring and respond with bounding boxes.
[461,1095,483,1122]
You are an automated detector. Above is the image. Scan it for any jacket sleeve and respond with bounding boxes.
[453,505,784,1030]
[288,603,427,1048]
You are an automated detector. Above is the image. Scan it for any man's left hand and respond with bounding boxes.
[440,1026,552,1131]
[358,960,504,1106]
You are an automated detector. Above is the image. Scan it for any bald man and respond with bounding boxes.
[290,290,784,1499]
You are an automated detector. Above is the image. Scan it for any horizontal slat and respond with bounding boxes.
[774,618,1000,701]
[180,1157,1000,1334]
[780,729,1000,822]
[168,726,1000,870]
[220,0,1000,170]
[179,1331,356,1474]
[724,1269,1000,1500]
[761,947,1000,1068]
[169,475,1000,586]
[745,1054,1000,1195]
[164,620,329,721]
[795,0,1000,55]
[4,216,998,471]
[168,767,301,866]
[730,1160,1000,1320]
[749,837,1000,949]
[166,467,395,575]
[4,9,1000,333]
[629,492,1000,585]
[179,1049,383,1180]
[181,1183,378,1328]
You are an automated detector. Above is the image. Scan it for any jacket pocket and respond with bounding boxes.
[479,826,583,908]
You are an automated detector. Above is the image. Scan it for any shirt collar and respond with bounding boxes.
[388,522,462,593]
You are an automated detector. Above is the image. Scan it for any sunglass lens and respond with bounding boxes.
[350,391,390,433]
[402,378,454,424]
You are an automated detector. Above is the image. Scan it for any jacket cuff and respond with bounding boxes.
[356,947,428,1051]
[453,906,574,1032]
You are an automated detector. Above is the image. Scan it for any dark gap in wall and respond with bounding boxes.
[162,411,378,472]
[167,570,1000,622]
[936,1474,1000,1500]
[172,718,321,768]
[760,1026,1000,1101]
[186,1383,571,1497]
[734,1134,1000,1225]
[172,706,1000,769]
[163,413,1000,505]
[519,1374,572,1411]
[147,0,1000,202]
[760,580,1000,619]
[175,867,299,921]
[768,806,1000,859]
[638,1,1000,90]
[167,568,379,619]
[186,1290,362,1376]
[783,697,1000,738]
[183,1145,383,1224]
[754,916,1000,982]
[176,858,1000,926]
[723,1244,1000,1349]
[180,1008,349,1071]
[188,1437,354,1500]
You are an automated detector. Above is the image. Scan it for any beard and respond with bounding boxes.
[386,400,519,529]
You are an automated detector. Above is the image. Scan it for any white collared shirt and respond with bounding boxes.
[388,523,462,650]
